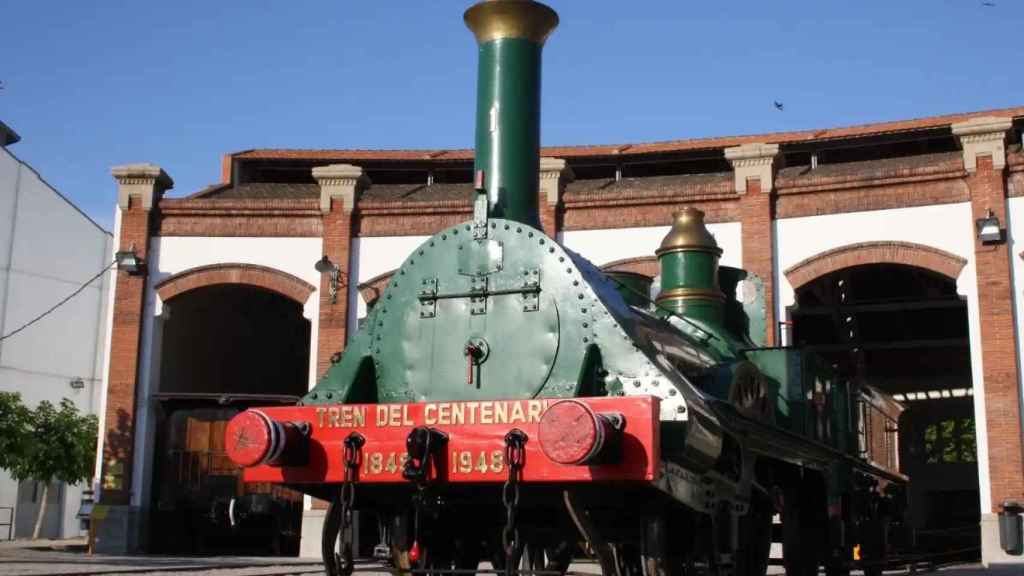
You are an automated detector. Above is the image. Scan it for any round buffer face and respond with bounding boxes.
[225,410,274,468]
[538,399,602,465]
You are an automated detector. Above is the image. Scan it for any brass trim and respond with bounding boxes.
[656,207,723,256]
[656,287,725,303]
[464,0,559,45]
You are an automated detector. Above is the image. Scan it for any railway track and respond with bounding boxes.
[0,557,326,576]
[4,556,989,576]
[45,568,325,576]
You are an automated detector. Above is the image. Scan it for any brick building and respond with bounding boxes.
[94,107,1024,565]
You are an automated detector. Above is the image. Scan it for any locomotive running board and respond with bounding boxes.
[714,401,908,484]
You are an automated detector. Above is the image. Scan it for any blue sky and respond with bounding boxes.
[1,1,1021,230]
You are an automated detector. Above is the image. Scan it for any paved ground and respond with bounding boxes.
[0,539,322,576]
[0,540,1018,576]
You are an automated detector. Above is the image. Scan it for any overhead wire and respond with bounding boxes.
[0,260,117,342]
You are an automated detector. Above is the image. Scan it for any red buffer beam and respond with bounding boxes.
[226,396,660,485]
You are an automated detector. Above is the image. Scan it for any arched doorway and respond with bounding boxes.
[788,262,978,554]
[148,268,314,555]
[158,284,310,396]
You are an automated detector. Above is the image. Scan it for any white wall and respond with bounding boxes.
[561,222,743,269]
[0,144,112,539]
[350,235,431,331]
[129,236,323,509]
[774,202,993,512]
[775,203,975,306]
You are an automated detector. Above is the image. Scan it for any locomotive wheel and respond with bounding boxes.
[491,541,571,576]
[824,558,851,576]
[640,514,686,576]
[858,517,886,576]
[389,512,484,575]
[393,536,483,575]
[782,482,825,576]
[616,543,644,576]
[521,544,550,573]
[734,494,772,576]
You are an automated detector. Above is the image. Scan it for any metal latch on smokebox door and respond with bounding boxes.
[417,270,542,317]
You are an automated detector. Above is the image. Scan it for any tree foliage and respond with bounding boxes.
[0,393,98,538]
[0,393,98,485]
[0,392,32,472]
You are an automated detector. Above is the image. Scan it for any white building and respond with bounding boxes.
[0,121,113,539]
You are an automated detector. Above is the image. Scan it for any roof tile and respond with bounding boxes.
[230,105,1024,162]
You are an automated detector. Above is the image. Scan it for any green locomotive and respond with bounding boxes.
[224,2,906,575]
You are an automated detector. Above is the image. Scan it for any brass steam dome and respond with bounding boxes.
[656,207,723,256]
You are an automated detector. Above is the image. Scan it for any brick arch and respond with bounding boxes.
[784,241,968,289]
[358,269,396,308]
[600,256,659,277]
[154,263,316,304]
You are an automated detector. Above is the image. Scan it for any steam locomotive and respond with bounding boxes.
[223,2,906,575]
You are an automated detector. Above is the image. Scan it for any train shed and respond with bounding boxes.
[92,108,1024,567]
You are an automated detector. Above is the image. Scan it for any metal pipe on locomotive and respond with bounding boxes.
[224,2,907,575]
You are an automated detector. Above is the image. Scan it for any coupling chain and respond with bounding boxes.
[338,432,365,576]
[502,429,528,575]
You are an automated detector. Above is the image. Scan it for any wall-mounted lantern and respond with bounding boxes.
[976,209,1003,245]
[115,248,145,275]
[315,256,343,304]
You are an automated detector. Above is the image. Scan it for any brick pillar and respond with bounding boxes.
[313,164,368,379]
[100,164,171,505]
[538,157,572,237]
[953,117,1024,513]
[726,143,780,346]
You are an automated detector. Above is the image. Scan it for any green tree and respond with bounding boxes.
[2,396,98,539]
[0,392,32,472]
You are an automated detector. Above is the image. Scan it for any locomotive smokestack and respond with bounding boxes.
[464,0,559,228]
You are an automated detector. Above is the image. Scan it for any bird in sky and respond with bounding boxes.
[982,2,996,6]
[773,101,784,111]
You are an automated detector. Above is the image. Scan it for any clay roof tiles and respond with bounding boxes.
[231,105,1024,162]
[188,106,1023,201]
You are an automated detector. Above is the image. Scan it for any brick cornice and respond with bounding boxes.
[159,198,320,214]
[784,241,968,289]
[563,189,737,209]
[154,263,316,304]
[357,199,472,213]
[155,198,322,237]
[775,157,966,196]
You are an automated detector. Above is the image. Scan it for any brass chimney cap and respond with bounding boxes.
[656,207,723,256]
[464,0,559,45]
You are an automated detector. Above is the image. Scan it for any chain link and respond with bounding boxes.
[338,432,365,576]
[502,429,528,576]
